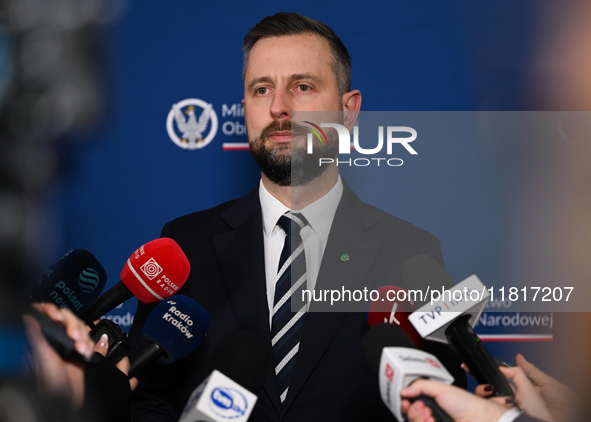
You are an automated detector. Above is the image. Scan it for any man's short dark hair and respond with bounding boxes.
[242,12,352,97]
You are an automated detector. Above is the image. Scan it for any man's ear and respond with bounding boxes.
[342,90,361,131]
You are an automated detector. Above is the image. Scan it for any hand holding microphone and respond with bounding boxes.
[514,354,578,422]
[401,369,559,422]
[362,323,455,422]
[400,380,512,422]
[24,303,97,410]
[27,239,191,366]
[80,238,191,361]
[475,355,574,422]
[404,255,514,398]
[24,303,143,422]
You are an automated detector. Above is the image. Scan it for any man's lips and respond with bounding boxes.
[269,131,292,142]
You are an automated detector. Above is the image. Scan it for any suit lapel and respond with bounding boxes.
[212,186,282,414]
[281,182,382,413]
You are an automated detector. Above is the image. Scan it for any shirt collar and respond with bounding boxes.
[259,175,343,240]
[259,182,290,237]
[299,175,343,241]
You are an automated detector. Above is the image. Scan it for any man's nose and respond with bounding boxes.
[270,89,291,119]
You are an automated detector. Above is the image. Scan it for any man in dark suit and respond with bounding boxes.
[128,12,465,421]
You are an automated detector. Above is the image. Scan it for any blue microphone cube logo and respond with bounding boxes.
[78,268,101,293]
[208,387,248,419]
[140,257,163,280]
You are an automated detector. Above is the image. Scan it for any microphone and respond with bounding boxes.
[363,323,454,422]
[79,238,190,324]
[24,305,98,364]
[404,255,514,397]
[366,285,422,347]
[128,295,209,378]
[179,331,270,422]
[30,249,107,315]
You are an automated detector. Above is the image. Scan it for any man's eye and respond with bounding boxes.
[298,85,310,92]
[256,87,268,95]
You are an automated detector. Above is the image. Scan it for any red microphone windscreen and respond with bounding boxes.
[120,238,190,304]
[366,285,422,347]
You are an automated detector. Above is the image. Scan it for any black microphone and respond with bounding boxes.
[128,295,210,378]
[30,249,107,315]
[25,305,96,364]
[404,254,514,398]
[363,323,454,422]
[179,331,270,422]
[366,285,422,346]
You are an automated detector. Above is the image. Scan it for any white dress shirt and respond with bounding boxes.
[259,176,343,326]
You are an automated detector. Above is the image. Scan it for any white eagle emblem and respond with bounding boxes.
[166,98,218,150]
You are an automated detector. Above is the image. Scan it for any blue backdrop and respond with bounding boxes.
[49,0,572,388]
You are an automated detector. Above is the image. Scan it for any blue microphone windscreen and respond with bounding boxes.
[31,249,107,315]
[143,295,209,363]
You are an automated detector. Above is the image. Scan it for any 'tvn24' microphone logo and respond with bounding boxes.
[304,122,418,168]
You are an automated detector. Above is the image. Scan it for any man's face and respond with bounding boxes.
[243,34,345,186]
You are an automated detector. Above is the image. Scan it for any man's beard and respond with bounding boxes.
[248,119,339,187]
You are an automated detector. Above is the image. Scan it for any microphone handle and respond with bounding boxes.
[26,306,89,364]
[445,315,514,397]
[79,281,134,325]
[128,342,166,378]
[410,395,453,422]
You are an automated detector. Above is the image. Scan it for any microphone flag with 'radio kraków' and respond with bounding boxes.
[128,295,209,378]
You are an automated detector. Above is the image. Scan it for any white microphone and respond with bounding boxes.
[404,255,514,397]
[178,331,269,422]
[179,370,258,422]
[363,323,454,422]
[408,273,489,343]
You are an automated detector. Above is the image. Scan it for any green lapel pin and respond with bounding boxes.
[341,254,350,262]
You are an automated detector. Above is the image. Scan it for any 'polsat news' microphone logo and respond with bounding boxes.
[77,268,101,293]
[305,122,417,167]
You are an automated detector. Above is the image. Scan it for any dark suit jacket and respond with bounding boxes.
[128,181,466,421]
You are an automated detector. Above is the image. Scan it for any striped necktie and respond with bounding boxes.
[271,212,308,404]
